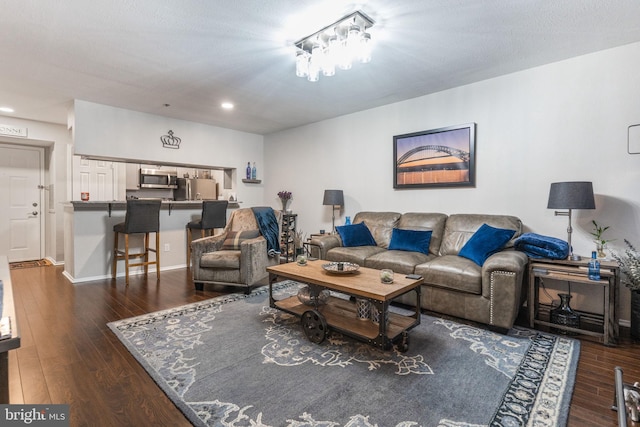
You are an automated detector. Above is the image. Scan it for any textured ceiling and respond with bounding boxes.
[1,0,640,135]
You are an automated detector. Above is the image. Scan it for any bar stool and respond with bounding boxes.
[112,199,162,285]
[186,200,228,267]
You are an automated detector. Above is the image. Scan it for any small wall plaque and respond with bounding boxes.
[0,124,27,138]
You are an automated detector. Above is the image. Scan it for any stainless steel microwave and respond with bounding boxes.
[139,168,178,189]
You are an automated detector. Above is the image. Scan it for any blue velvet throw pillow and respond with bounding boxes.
[458,223,516,266]
[388,228,433,255]
[336,222,377,247]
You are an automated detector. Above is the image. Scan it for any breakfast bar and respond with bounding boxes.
[63,200,239,283]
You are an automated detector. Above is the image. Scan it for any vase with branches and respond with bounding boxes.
[277,190,292,212]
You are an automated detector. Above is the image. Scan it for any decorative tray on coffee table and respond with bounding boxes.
[322,262,360,274]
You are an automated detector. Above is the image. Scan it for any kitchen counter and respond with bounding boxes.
[63,200,239,283]
[69,200,240,216]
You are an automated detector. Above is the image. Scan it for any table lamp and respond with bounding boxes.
[547,181,595,260]
[323,189,344,233]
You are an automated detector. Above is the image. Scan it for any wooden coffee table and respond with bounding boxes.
[267,260,422,351]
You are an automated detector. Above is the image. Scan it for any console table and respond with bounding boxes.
[528,258,619,346]
[0,256,21,403]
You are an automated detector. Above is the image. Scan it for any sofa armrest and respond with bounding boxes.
[309,234,342,260]
[481,250,529,329]
[239,236,276,284]
[190,233,227,272]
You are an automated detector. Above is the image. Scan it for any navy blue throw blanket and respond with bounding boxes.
[252,207,280,257]
[514,233,569,259]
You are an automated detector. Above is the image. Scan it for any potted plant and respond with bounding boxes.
[591,220,613,258]
[293,229,306,257]
[612,239,640,340]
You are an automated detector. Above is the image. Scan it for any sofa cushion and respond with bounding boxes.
[458,224,516,266]
[326,246,385,266]
[200,250,241,269]
[397,213,448,255]
[439,214,522,256]
[388,228,432,255]
[221,230,260,250]
[352,212,401,248]
[364,250,433,275]
[415,255,482,294]
[336,222,377,247]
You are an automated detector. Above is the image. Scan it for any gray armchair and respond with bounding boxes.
[190,208,282,293]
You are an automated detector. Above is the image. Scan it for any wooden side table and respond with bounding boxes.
[528,258,619,346]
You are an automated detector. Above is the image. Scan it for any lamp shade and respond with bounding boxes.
[547,181,595,209]
[323,189,344,206]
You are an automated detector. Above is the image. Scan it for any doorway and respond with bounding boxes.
[0,144,44,262]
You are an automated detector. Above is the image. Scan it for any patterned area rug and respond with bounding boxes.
[108,281,579,427]
[9,259,52,270]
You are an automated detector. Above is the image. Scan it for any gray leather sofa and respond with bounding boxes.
[310,212,528,330]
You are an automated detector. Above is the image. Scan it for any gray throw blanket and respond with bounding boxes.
[252,207,280,257]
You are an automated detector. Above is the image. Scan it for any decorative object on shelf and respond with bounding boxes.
[278,190,292,212]
[293,229,306,256]
[356,297,371,320]
[322,189,344,233]
[612,239,640,340]
[160,129,181,149]
[251,162,257,180]
[590,220,613,259]
[246,162,251,179]
[547,181,596,260]
[550,293,580,335]
[297,285,329,306]
[370,304,387,325]
[294,10,375,83]
[322,261,359,274]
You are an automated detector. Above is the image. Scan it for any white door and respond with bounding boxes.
[0,145,43,262]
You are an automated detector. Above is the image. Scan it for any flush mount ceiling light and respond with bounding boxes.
[294,10,374,82]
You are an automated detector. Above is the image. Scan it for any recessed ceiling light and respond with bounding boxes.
[0,106,15,113]
[221,102,234,110]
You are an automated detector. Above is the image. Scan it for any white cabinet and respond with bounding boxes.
[125,163,140,190]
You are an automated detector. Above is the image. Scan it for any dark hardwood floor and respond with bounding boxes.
[6,264,640,426]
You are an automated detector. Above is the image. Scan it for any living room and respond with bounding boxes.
[1,2,640,426]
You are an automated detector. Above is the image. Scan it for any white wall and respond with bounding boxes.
[72,100,267,208]
[0,117,71,263]
[264,41,640,323]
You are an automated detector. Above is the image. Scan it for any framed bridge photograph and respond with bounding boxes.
[393,123,476,189]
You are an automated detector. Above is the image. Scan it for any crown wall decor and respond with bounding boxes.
[161,130,181,149]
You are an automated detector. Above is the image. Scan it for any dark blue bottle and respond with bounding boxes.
[246,162,251,179]
[588,251,600,280]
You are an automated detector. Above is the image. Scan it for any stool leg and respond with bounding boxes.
[124,234,130,285]
[186,227,192,268]
[143,232,150,277]
[155,231,160,281]
[112,231,119,279]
